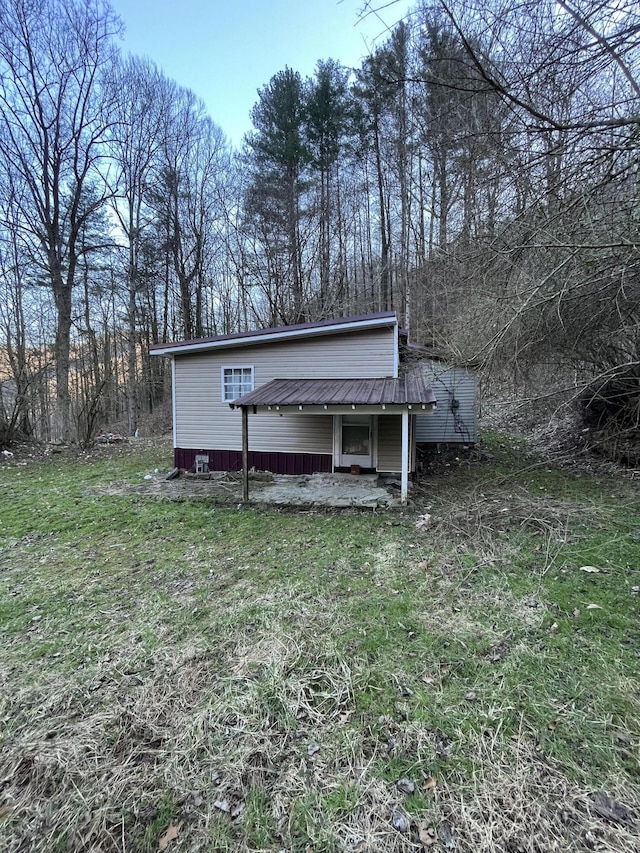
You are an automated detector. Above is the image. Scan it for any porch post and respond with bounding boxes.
[241,406,249,503]
[401,409,409,504]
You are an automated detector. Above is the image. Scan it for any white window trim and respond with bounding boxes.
[221,365,255,403]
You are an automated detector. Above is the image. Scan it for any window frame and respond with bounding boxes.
[221,365,255,403]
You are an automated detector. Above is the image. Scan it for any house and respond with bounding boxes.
[150,312,438,502]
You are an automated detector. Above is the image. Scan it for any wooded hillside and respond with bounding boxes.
[0,0,638,450]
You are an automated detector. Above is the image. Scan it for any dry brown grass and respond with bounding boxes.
[435,734,639,853]
[3,619,638,852]
[425,482,607,543]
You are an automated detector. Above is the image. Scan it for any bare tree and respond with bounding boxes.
[0,0,121,441]
[106,55,169,435]
[152,87,230,340]
[0,170,50,442]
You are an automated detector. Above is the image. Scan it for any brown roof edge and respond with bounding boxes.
[149,311,397,352]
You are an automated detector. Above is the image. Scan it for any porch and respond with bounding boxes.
[231,372,437,503]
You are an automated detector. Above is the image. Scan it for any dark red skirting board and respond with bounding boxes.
[175,448,332,476]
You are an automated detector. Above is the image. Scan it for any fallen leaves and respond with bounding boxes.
[213,799,245,818]
[158,821,182,851]
[434,730,452,758]
[438,820,458,849]
[396,777,415,794]
[489,643,508,663]
[230,802,245,819]
[390,808,411,833]
[417,821,438,847]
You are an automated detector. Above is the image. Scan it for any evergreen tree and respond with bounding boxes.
[245,68,311,323]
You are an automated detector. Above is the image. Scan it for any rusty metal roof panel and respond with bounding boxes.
[232,371,437,408]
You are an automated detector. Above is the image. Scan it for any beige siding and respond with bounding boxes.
[377,415,402,472]
[175,326,394,452]
[375,414,416,473]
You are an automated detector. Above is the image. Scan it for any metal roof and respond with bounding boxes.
[231,371,436,409]
[150,312,397,355]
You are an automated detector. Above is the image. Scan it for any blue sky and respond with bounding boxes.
[108,0,414,147]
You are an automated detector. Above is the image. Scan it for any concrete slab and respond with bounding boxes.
[250,472,400,508]
[88,469,401,508]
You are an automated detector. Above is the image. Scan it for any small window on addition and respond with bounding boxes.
[222,366,254,402]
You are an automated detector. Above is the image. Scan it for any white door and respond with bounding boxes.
[336,415,374,468]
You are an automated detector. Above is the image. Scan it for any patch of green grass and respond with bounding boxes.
[241,787,279,849]
[137,794,179,853]
[285,789,345,851]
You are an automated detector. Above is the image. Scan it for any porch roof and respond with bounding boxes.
[230,371,437,409]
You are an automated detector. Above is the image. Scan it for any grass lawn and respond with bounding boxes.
[0,436,638,852]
